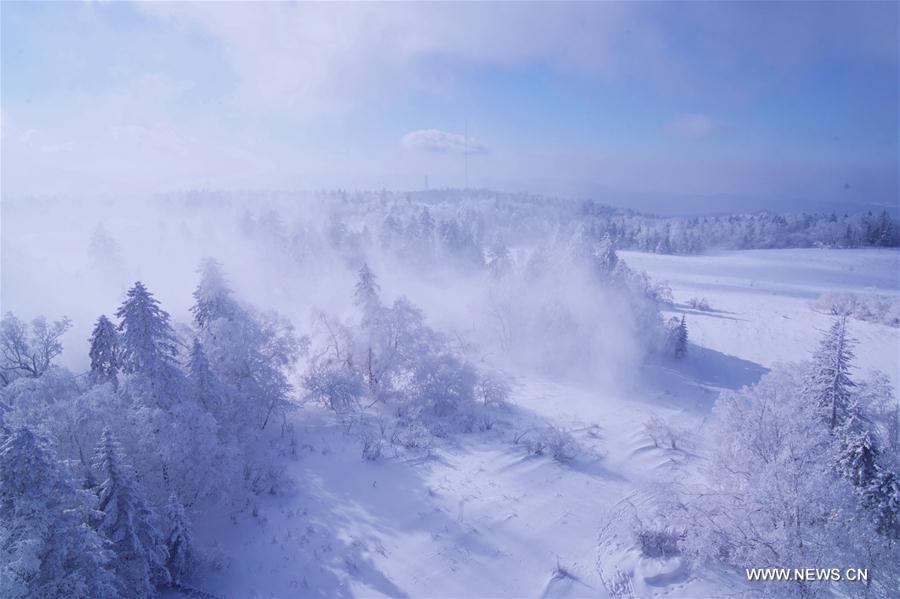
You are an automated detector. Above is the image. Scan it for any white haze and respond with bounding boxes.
[0,193,645,391]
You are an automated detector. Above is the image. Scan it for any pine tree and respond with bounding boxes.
[116,281,182,407]
[674,316,688,359]
[88,315,120,387]
[187,338,217,412]
[191,258,238,329]
[92,428,169,597]
[116,282,179,375]
[163,492,194,585]
[808,316,857,429]
[836,416,879,488]
[353,263,381,312]
[864,468,900,540]
[1,427,119,599]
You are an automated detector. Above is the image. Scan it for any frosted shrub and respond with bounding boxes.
[303,359,365,415]
[389,415,433,451]
[687,297,712,311]
[520,426,578,462]
[813,292,900,327]
[635,526,684,558]
[474,371,511,430]
[643,415,684,450]
[359,421,386,461]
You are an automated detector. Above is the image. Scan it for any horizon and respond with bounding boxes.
[2,2,898,215]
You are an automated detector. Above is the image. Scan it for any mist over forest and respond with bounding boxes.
[2,2,899,598]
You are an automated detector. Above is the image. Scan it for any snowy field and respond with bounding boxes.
[177,248,899,599]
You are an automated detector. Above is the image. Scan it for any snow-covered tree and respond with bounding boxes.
[1,313,72,385]
[116,282,182,407]
[92,427,169,597]
[354,263,382,313]
[190,258,239,330]
[163,492,194,585]
[664,316,688,359]
[680,366,899,597]
[191,262,303,430]
[1,427,118,599]
[88,315,120,387]
[807,316,857,430]
[674,316,687,359]
[186,338,218,412]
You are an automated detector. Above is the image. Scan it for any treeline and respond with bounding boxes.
[577,202,900,254]
[223,190,900,267]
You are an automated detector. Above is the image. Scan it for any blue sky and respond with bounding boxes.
[2,1,897,214]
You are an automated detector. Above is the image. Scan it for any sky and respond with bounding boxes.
[1,1,898,215]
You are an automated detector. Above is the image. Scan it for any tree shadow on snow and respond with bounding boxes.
[638,345,769,413]
[668,303,746,321]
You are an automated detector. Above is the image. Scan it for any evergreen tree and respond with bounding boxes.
[836,416,879,488]
[187,338,217,412]
[353,263,381,312]
[116,281,182,407]
[864,469,900,540]
[88,315,120,387]
[1,427,118,599]
[163,492,194,585]
[807,316,857,429]
[190,258,238,329]
[92,428,169,597]
[674,316,688,359]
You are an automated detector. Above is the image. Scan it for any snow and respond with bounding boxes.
[622,249,900,389]
[176,248,898,598]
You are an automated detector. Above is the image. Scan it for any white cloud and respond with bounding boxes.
[666,113,722,138]
[401,129,487,154]
[137,3,634,116]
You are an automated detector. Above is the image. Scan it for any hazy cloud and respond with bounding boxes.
[401,129,487,154]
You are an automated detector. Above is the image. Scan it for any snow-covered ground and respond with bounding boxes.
[622,249,900,390]
[181,248,898,598]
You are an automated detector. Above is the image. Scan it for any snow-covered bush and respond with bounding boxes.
[686,297,713,311]
[519,426,578,462]
[813,291,900,327]
[473,371,511,430]
[643,415,685,450]
[303,358,365,415]
[358,419,387,461]
[635,526,684,558]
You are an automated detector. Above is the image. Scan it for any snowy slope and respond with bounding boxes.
[182,249,899,599]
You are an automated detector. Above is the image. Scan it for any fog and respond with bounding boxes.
[1,192,652,394]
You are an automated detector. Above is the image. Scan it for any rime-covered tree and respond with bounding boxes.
[353,263,381,313]
[674,316,688,359]
[190,263,302,431]
[163,492,194,585]
[807,316,857,429]
[190,259,239,330]
[115,281,182,406]
[836,416,880,488]
[92,428,169,597]
[187,338,217,412]
[1,313,72,385]
[0,427,118,599]
[681,367,899,597]
[88,315,120,387]
[865,469,900,540]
